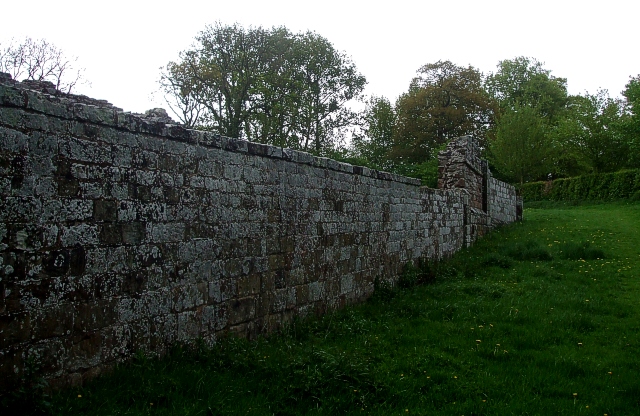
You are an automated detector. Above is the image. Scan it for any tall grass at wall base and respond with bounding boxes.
[9,201,640,415]
[518,168,640,202]
[0,357,51,416]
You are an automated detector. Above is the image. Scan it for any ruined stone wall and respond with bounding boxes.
[0,77,483,390]
[488,177,519,225]
[0,76,521,390]
[437,136,486,211]
[438,136,523,244]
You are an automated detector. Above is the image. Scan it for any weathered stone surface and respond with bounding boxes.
[0,75,519,391]
[438,136,522,243]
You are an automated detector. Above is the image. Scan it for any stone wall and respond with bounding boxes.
[438,134,485,210]
[438,136,523,244]
[488,177,521,226]
[0,76,520,391]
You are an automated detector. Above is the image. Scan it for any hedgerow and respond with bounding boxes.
[518,169,640,202]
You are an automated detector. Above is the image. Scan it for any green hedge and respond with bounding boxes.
[518,169,640,202]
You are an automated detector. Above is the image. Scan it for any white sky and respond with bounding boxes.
[1,0,638,115]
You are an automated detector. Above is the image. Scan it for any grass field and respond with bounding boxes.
[8,201,640,415]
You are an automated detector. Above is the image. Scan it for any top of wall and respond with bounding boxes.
[0,73,421,187]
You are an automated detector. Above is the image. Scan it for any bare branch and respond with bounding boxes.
[0,37,87,94]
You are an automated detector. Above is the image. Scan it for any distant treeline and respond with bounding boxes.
[157,23,640,187]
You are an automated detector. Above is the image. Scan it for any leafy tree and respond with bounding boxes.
[351,96,397,171]
[621,75,640,167]
[245,27,300,147]
[161,23,274,138]
[347,61,494,187]
[297,32,366,153]
[485,56,568,121]
[391,61,496,164]
[160,23,366,154]
[488,104,553,184]
[0,37,86,93]
[553,90,627,173]
[485,57,568,182]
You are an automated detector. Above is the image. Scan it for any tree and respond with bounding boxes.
[0,37,85,93]
[485,57,568,182]
[285,31,366,153]
[391,61,496,164]
[160,23,366,154]
[553,90,628,173]
[485,56,568,121]
[159,58,205,128]
[488,104,553,184]
[161,23,274,138]
[621,75,640,167]
[350,96,396,171]
[245,27,301,148]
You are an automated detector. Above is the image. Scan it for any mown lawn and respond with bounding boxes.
[9,201,640,415]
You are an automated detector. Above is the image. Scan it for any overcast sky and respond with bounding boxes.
[1,0,638,115]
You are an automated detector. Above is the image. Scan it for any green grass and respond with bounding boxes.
[9,201,640,415]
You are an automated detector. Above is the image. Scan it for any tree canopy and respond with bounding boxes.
[622,75,640,168]
[3,31,637,187]
[486,57,569,181]
[350,96,397,172]
[160,23,366,155]
[390,60,496,164]
[347,61,495,187]
[489,104,553,183]
[553,90,628,173]
[485,56,568,121]
[157,36,639,186]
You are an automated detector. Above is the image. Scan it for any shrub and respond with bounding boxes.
[372,275,395,302]
[558,241,605,260]
[505,240,552,261]
[481,253,513,269]
[518,169,640,202]
[0,356,51,416]
[396,259,454,289]
[397,262,421,289]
